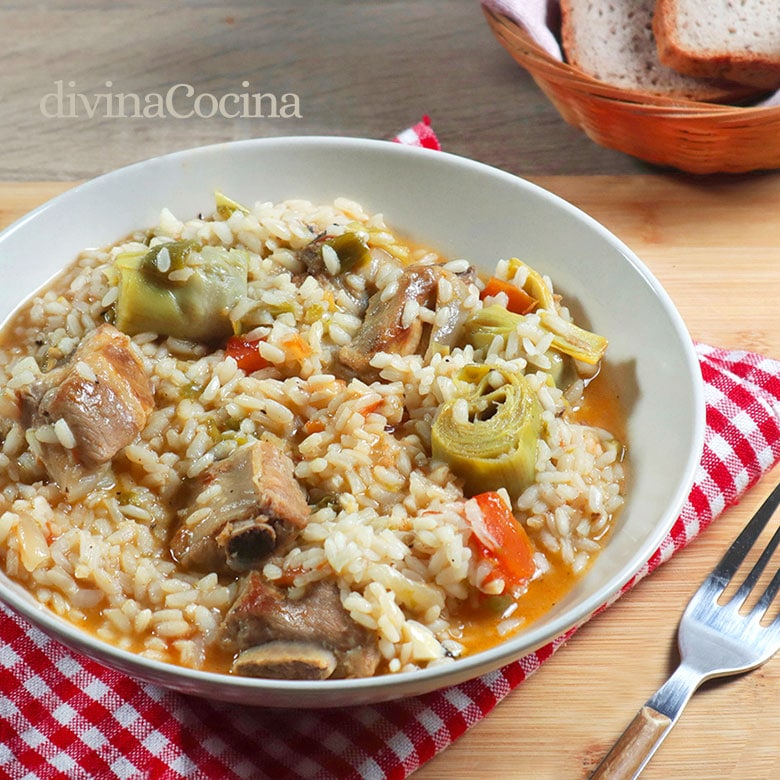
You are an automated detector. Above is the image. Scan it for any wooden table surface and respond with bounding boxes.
[3,2,780,778]
[1,0,656,180]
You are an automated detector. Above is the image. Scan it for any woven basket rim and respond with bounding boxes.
[483,5,780,173]
[484,6,780,117]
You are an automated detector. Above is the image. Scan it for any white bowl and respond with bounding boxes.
[0,137,704,707]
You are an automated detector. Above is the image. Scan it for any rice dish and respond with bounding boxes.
[0,195,625,679]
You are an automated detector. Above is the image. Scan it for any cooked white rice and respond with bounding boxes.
[0,196,625,675]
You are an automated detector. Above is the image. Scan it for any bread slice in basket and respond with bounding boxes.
[559,0,765,102]
[653,0,780,90]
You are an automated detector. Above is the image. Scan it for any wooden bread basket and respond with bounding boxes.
[483,6,780,174]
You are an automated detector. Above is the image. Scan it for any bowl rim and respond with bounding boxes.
[0,136,706,704]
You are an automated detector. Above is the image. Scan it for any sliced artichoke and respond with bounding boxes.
[506,257,554,310]
[114,241,249,343]
[462,304,518,352]
[538,310,608,365]
[431,365,543,499]
[464,304,607,367]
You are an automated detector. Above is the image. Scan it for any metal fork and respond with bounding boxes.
[591,482,780,779]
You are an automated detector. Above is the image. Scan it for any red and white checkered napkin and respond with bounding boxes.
[391,116,441,151]
[2,126,780,779]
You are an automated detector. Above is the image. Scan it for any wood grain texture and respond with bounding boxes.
[3,1,780,775]
[420,173,780,780]
[0,0,655,181]
[1,174,779,779]
[590,706,672,779]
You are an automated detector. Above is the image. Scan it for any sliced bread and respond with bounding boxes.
[559,0,762,102]
[653,0,780,89]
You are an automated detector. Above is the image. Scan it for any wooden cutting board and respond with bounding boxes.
[2,175,780,779]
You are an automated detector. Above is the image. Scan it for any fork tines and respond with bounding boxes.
[710,482,780,618]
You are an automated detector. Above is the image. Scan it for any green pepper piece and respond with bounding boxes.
[140,239,199,286]
[215,191,250,219]
[327,232,371,273]
[483,593,514,615]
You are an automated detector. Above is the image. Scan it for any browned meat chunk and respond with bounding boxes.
[19,324,154,494]
[338,264,438,380]
[41,324,154,465]
[297,234,329,277]
[338,263,474,381]
[171,440,310,574]
[221,573,380,680]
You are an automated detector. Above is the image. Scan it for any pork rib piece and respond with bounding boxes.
[222,573,380,680]
[172,440,310,574]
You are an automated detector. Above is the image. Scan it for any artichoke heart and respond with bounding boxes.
[114,240,249,343]
[431,365,542,500]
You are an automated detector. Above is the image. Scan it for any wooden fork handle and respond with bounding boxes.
[590,705,672,779]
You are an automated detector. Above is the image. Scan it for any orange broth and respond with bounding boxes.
[0,237,627,675]
[454,366,626,656]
